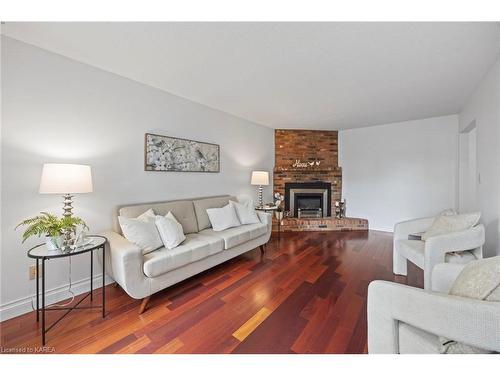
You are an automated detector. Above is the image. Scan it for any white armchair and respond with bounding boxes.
[367,263,500,354]
[393,216,484,289]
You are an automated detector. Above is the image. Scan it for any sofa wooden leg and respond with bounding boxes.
[260,245,265,254]
[139,296,150,314]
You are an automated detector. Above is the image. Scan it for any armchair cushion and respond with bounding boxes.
[440,256,500,354]
[422,212,481,240]
[450,256,500,301]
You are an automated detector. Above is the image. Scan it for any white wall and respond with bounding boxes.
[459,56,500,257]
[0,37,274,320]
[339,115,458,232]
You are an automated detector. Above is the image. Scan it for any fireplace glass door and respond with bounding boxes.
[295,193,323,218]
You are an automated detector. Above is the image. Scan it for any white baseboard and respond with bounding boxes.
[0,274,115,322]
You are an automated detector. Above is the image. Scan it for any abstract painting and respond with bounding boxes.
[145,133,220,172]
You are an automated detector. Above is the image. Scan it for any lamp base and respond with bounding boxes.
[257,185,263,208]
[62,193,74,248]
[63,194,74,217]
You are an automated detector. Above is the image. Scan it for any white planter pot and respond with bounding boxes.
[45,235,62,250]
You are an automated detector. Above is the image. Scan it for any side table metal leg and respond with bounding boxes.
[36,259,39,322]
[41,258,46,346]
[90,250,93,301]
[102,246,105,318]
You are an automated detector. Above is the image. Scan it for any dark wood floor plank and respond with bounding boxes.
[232,282,316,354]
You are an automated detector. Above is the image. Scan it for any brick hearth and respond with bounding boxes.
[273,129,368,232]
[274,217,369,232]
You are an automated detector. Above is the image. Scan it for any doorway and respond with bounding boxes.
[459,121,477,213]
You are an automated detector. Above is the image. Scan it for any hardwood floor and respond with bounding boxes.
[0,230,422,354]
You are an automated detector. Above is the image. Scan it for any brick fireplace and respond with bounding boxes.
[273,129,368,231]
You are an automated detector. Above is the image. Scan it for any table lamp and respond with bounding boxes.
[39,163,93,244]
[39,163,93,217]
[251,171,269,208]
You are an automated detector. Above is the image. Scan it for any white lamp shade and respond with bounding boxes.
[251,171,269,186]
[39,164,93,194]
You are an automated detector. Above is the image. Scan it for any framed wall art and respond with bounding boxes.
[144,133,220,172]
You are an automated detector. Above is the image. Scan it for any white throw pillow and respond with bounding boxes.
[165,211,182,227]
[137,208,156,222]
[206,203,241,231]
[155,212,186,249]
[422,212,481,241]
[230,200,260,225]
[118,210,162,254]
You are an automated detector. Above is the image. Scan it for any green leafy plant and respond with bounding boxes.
[15,212,88,243]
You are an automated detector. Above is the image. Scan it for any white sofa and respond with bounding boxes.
[393,215,484,289]
[367,263,500,354]
[102,195,272,313]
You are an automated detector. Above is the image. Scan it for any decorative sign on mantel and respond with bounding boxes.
[292,159,321,168]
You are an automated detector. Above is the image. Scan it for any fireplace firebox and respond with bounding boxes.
[295,193,323,218]
[285,182,331,217]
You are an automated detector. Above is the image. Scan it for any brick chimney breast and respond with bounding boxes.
[274,129,342,213]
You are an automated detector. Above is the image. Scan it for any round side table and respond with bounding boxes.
[255,206,282,234]
[27,235,107,345]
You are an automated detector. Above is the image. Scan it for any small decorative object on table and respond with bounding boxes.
[16,212,88,251]
[274,192,284,209]
[334,199,347,218]
[273,192,285,233]
[273,192,285,220]
[340,199,346,218]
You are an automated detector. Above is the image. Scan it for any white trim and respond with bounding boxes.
[0,274,115,322]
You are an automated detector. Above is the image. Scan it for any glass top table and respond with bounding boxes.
[27,234,107,346]
[27,235,107,259]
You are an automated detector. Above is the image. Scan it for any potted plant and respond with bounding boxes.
[274,192,285,222]
[16,212,88,250]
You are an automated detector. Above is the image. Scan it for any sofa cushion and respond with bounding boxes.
[119,200,199,234]
[193,196,237,231]
[143,233,224,277]
[200,222,267,249]
[396,239,476,270]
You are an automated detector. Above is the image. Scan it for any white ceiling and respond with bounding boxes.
[3,22,500,130]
